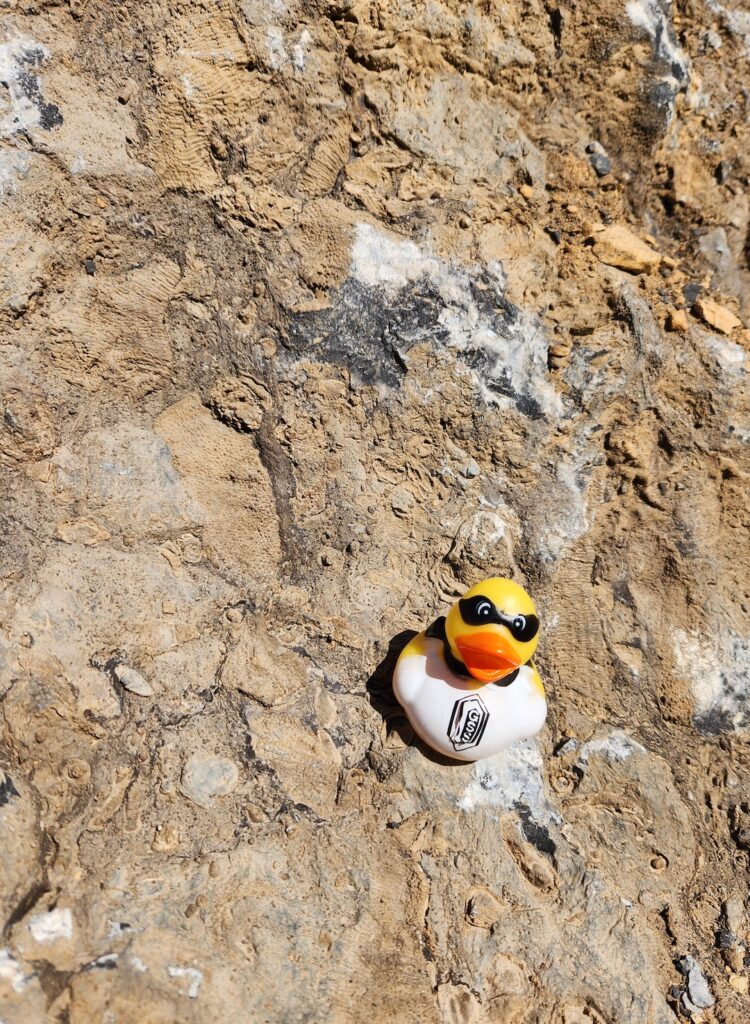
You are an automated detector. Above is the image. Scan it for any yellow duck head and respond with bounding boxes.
[445,577,540,684]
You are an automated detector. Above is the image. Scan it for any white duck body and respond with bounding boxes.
[393,632,547,762]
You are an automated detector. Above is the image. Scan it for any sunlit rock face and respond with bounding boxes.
[0,0,748,1021]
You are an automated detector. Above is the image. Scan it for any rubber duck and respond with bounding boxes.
[393,578,546,761]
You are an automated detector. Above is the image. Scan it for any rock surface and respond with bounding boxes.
[0,1,749,1023]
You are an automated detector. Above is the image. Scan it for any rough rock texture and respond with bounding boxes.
[1,1,749,1022]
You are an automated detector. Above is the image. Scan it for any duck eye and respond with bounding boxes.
[459,595,497,626]
[510,614,539,642]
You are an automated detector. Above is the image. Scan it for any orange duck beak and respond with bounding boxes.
[454,631,521,683]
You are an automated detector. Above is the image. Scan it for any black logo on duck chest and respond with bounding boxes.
[447,695,489,752]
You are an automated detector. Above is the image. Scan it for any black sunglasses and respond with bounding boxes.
[459,595,539,642]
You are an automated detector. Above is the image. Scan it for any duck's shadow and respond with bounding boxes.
[365,630,469,768]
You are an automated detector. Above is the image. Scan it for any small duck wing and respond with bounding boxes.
[396,631,428,663]
[394,631,430,705]
[527,659,545,698]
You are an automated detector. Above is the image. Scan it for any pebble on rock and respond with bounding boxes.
[586,142,612,177]
[666,309,688,332]
[692,297,742,335]
[723,896,746,937]
[680,955,714,1012]
[55,518,111,546]
[589,152,612,177]
[592,225,661,273]
[180,755,239,808]
[114,664,154,697]
[729,974,749,995]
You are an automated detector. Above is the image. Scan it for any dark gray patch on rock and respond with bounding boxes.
[628,0,689,143]
[696,706,734,736]
[589,152,612,177]
[16,47,63,131]
[515,801,557,857]
[285,271,546,419]
[0,772,20,806]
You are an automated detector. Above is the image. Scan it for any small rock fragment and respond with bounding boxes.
[716,159,731,184]
[548,341,571,369]
[26,459,53,482]
[160,542,182,571]
[55,518,111,546]
[180,755,239,808]
[210,134,228,160]
[692,297,742,335]
[589,153,611,177]
[725,948,745,973]
[519,183,534,199]
[555,737,578,756]
[666,309,688,332]
[681,955,714,1010]
[729,974,749,995]
[586,142,611,177]
[152,823,180,853]
[735,827,750,851]
[114,664,154,697]
[592,225,661,273]
[724,897,746,938]
[716,928,734,950]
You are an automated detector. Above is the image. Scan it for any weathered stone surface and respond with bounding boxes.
[0,1,749,1022]
[220,618,308,706]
